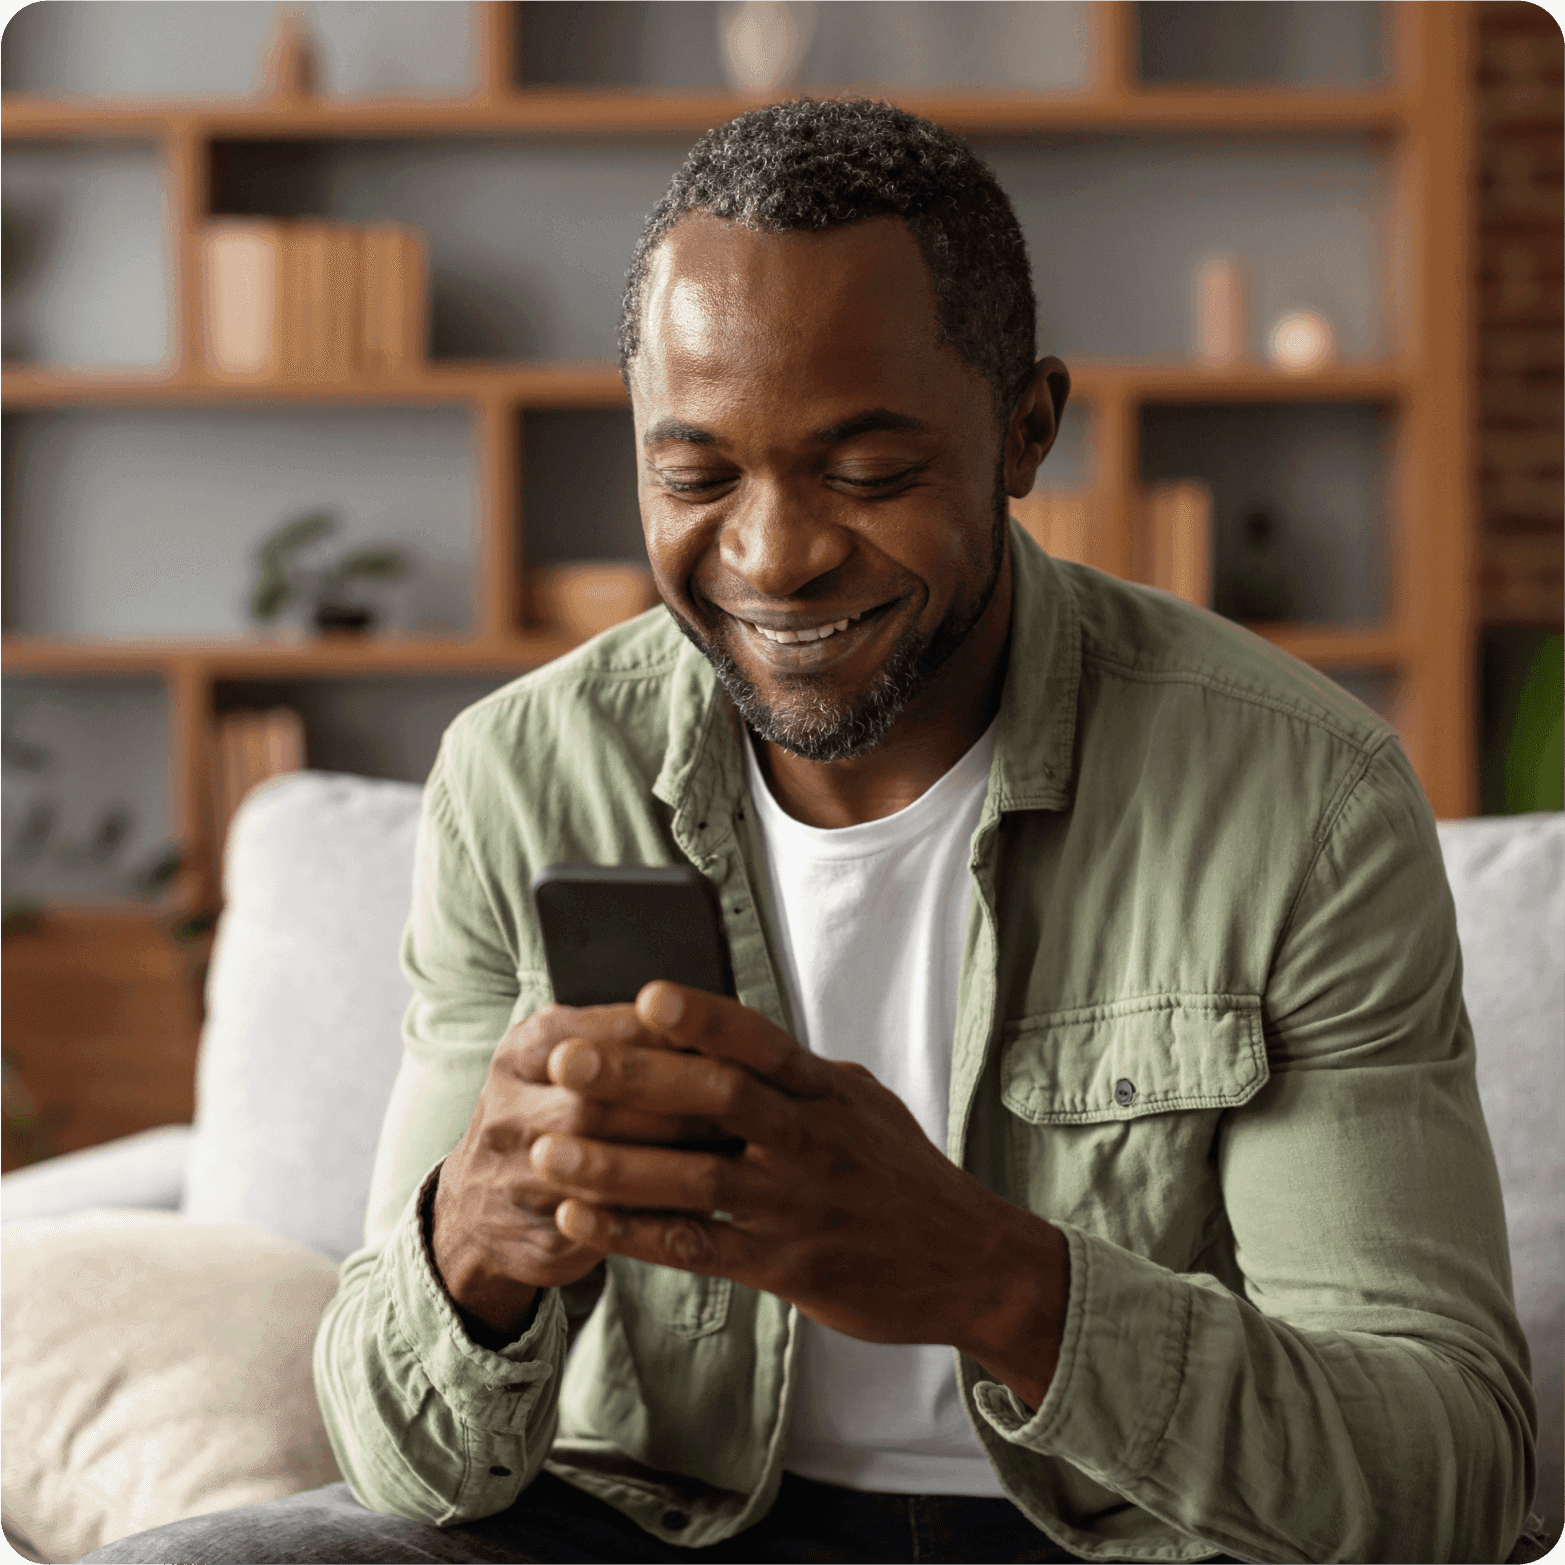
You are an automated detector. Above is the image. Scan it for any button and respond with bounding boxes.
[662,1509,690,1532]
[489,1465,512,1477]
[1113,1078,1136,1107]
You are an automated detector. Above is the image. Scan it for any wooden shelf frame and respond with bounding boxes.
[0,0,1479,915]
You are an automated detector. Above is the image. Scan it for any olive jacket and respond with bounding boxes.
[313,525,1534,1563]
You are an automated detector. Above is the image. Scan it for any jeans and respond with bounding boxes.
[79,1470,1239,1564]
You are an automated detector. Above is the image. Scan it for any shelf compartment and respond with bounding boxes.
[2,406,479,642]
[1139,400,1394,627]
[985,134,1393,364]
[515,2,1092,95]
[0,2,478,101]
[1,141,172,370]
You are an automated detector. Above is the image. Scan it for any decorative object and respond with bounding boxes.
[263,7,317,100]
[249,510,409,635]
[529,563,661,640]
[1267,308,1336,372]
[719,1,817,94]
[1194,255,1247,365]
[1213,507,1297,623]
[1143,481,1213,607]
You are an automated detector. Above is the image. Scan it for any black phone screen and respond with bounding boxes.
[531,863,737,1007]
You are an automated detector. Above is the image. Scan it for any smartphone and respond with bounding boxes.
[531,864,746,1158]
[531,863,737,1008]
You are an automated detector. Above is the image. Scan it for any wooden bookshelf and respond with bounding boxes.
[1,0,1478,931]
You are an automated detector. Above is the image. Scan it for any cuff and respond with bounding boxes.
[385,1161,567,1437]
[972,1221,1191,1487]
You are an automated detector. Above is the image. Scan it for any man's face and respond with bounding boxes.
[628,214,1014,763]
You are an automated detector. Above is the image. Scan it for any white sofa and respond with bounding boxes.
[2,773,1561,1561]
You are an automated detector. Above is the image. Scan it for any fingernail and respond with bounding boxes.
[640,984,684,1026]
[563,1045,597,1082]
[555,1200,593,1239]
[535,1136,582,1175]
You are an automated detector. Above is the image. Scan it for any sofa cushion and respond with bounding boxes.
[1437,811,1564,1531]
[0,1209,342,1563]
[182,771,424,1261]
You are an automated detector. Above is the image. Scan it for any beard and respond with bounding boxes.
[669,462,1009,764]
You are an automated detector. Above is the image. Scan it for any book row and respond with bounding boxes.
[202,221,428,380]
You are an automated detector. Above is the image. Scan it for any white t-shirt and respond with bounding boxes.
[743,722,1006,1497]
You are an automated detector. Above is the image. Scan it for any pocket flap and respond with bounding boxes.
[1000,992,1266,1124]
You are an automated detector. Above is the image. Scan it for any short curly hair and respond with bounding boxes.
[618,97,1037,421]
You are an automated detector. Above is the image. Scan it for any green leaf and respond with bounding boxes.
[336,546,408,581]
[257,510,335,568]
[251,571,291,622]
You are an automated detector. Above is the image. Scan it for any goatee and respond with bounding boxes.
[669,463,1009,764]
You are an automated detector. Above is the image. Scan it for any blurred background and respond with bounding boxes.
[1,0,1560,1166]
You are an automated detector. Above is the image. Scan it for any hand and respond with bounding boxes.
[530,982,1070,1407]
[430,1000,728,1348]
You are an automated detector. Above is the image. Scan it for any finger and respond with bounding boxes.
[635,983,834,1098]
[477,1086,727,1159]
[499,1002,674,1084]
[531,1133,763,1215]
[554,1198,749,1277]
[545,1038,795,1144]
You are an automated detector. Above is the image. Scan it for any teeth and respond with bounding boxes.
[751,616,856,645]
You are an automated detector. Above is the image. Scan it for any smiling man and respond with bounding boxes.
[87,100,1533,1565]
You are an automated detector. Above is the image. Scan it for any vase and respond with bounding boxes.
[719,2,817,94]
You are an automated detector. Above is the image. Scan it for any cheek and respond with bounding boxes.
[640,502,715,601]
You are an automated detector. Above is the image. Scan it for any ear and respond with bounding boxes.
[1005,357,1071,500]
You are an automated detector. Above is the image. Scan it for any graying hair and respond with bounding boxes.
[618,97,1037,421]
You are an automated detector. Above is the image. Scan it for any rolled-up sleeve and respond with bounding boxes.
[977,739,1536,1563]
[313,750,568,1523]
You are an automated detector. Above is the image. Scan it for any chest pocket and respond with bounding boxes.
[999,992,1267,1265]
[1001,991,1267,1121]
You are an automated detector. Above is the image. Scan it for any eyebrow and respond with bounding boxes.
[642,407,927,450]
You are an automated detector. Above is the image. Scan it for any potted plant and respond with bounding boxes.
[250,510,409,635]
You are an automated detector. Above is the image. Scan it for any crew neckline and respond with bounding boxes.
[743,719,998,860]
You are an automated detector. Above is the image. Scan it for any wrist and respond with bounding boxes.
[953,1206,1070,1413]
[426,1164,541,1348]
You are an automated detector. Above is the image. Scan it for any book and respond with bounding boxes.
[1144,480,1213,607]
[359,224,386,375]
[322,226,361,380]
[277,223,307,379]
[1011,488,1098,570]
[295,222,332,379]
[212,707,307,861]
[362,224,429,375]
[202,222,283,377]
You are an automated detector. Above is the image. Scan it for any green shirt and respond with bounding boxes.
[314,526,1534,1563]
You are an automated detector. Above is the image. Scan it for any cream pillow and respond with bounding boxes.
[2,1209,344,1563]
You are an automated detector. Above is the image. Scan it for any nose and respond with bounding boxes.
[719,479,851,601]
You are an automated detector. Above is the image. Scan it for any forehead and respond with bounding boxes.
[633,213,972,418]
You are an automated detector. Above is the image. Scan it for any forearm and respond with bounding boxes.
[974,1223,1533,1564]
[312,1167,568,1525]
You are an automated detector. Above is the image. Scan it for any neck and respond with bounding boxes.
[754,552,1012,829]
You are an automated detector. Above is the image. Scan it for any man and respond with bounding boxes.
[89,99,1533,1565]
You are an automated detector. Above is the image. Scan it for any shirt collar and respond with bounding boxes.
[653,517,1082,831]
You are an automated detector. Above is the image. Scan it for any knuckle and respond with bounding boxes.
[661,1219,716,1271]
[480,1121,521,1157]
